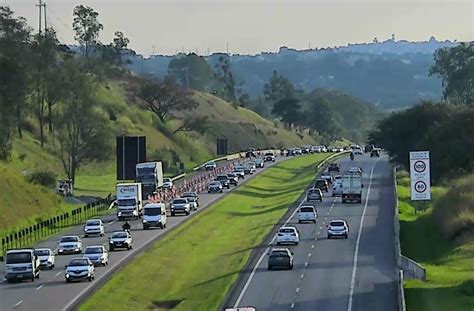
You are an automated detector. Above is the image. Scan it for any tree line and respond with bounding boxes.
[369,42,474,183]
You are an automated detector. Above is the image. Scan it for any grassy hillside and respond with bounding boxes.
[397,171,474,311]
[1,79,316,234]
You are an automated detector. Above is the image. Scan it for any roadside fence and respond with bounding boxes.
[0,199,109,260]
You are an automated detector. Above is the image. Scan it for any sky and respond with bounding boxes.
[2,0,473,56]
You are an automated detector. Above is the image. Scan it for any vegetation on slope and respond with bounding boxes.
[397,171,474,311]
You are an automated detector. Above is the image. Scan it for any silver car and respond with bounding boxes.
[83,245,109,266]
[57,235,83,255]
[65,258,95,283]
[35,248,55,269]
[307,188,323,202]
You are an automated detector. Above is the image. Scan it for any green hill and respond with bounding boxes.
[2,79,316,234]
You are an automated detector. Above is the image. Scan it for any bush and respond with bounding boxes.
[27,170,57,187]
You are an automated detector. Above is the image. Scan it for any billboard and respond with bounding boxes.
[116,136,146,180]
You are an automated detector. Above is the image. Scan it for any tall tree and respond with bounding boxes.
[430,42,474,105]
[306,97,341,140]
[168,53,213,91]
[0,6,31,157]
[54,60,111,183]
[72,5,103,59]
[214,56,237,102]
[138,77,197,122]
[263,70,295,104]
[272,97,302,128]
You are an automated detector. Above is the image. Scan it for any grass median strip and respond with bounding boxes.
[397,171,474,311]
[80,153,332,311]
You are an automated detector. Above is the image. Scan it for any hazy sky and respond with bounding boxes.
[2,0,473,55]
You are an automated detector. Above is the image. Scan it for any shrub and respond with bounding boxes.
[27,170,57,187]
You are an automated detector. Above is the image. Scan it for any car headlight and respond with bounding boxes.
[84,228,89,231]
[65,273,70,278]
[74,248,80,251]
[109,240,114,244]
[142,220,147,223]
[118,212,122,216]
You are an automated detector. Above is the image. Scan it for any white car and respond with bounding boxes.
[83,245,109,266]
[276,226,300,245]
[205,161,217,171]
[65,257,95,283]
[58,235,83,255]
[298,205,318,223]
[332,180,343,197]
[245,162,257,174]
[109,230,133,251]
[170,198,191,216]
[162,178,173,189]
[327,219,349,239]
[349,167,363,174]
[307,188,323,202]
[352,147,363,155]
[83,219,105,237]
[35,248,55,269]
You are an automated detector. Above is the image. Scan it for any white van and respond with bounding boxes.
[142,203,167,230]
[298,205,318,223]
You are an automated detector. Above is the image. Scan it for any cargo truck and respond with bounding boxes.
[116,183,143,220]
[135,162,163,199]
[341,172,363,203]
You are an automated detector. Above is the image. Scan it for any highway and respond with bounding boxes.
[0,154,287,311]
[227,154,397,311]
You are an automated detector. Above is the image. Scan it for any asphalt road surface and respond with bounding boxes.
[228,153,397,311]
[0,154,290,311]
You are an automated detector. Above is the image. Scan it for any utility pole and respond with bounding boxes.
[36,0,46,34]
[226,41,229,55]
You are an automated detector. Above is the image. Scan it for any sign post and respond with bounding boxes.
[409,151,431,201]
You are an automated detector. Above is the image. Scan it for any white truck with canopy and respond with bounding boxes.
[116,183,143,220]
[341,171,363,203]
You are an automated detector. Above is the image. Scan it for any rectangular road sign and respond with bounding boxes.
[409,151,431,201]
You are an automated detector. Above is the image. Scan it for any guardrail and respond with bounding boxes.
[400,254,427,280]
[393,166,406,311]
[0,199,109,260]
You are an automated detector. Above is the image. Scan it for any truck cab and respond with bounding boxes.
[142,203,167,229]
[116,183,143,220]
[5,248,40,283]
[136,162,163,199]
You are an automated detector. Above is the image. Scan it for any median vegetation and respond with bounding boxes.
[397,171,474,311]
[79,153,331,311]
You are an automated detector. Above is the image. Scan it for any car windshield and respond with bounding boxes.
[206,162,215,166]
[300,207,315,212]
[86,220,101,226]
[85,247,103,254]
[210,182,220,186]
[68,259,89,267]
[144,207,162,215]
[34,249,50,256]
[183,193,196,198]
[6,252,32,264]
[331,221,346,227]
[117,199,136,206]
[216,175,227,179]
[270,251,289,258]
[309,189,320,193]
[173,199,187,204]
[112,232,128,239]
[315,180,326,185]
[60,236,78,243]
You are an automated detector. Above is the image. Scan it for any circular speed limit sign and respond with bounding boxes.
[414,160,426,173]
[414,181,427,193]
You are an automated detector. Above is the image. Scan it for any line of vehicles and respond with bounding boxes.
[267,161,363,270]
[3,152,279,284]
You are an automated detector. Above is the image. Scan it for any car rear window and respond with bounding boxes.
[173,199,187,204]
[309,189,320,193]
[60,236,78,243]
[300,207,315,212]
[270,251,289,257]
[331,221,345,227]
[279,228,296,233]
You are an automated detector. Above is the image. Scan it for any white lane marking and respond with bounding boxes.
[13,300,23,308]
[347,160,377,311]
[296,287,300,293]
[36,284,43,290]
[308,253,312,257]
[311,244,314,249]
[290,302,295,308]
[304,262,308,267]
[55,271,62,277]
[107,220,117,226]
[300,274,304,279]
[319,226,323,230]
[233,199,305,307]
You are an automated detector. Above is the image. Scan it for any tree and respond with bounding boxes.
[0,6,32,157]
[54,60,111,183]
[138,77,197,122]
[263,70,295,104]
[214,56,237,102]
[168,53,213,91]
[272,97,302,128]
[32,27,61,146]
[305,97,341,140]
[72,5,103,59]
[430,42,474,105]
[172,115,210,135]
